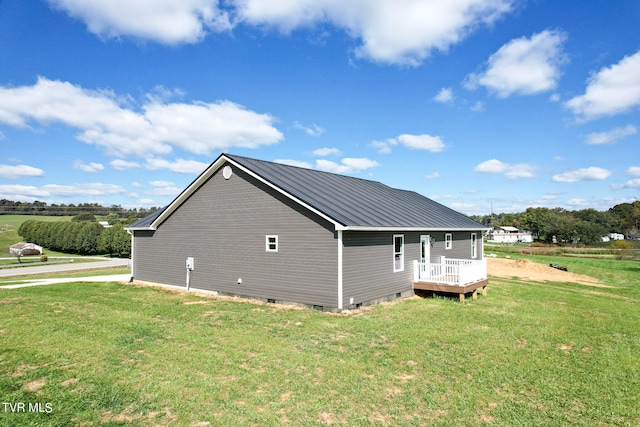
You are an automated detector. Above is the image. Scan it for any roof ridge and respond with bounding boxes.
[225,153,395,188]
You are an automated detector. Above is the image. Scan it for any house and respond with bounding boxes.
[609,233,625,241]
[126,153,489,310]
[487,226,533,243]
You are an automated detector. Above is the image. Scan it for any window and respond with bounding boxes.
[266,235,278,252]
[445,233,452,250]
[471,233,477,258]
[393,234,404,272]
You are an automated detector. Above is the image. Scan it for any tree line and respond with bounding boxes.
[18,215,131,257]
[470,201,640,245]
[0,199,160,218]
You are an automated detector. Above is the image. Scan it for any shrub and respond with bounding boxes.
[40,254,48,262]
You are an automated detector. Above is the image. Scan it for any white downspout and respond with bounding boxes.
[337,230,343,310]
[127,230,134,281]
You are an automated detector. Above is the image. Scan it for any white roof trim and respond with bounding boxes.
[150,154,343,231]
[340,226,491,232]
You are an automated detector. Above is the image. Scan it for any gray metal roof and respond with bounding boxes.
[226,154,485,230]
[127,207,166,229]
[128,153,487,231]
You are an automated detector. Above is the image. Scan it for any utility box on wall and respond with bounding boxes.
[186,257,194,270]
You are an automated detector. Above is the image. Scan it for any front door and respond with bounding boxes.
[420,235,431,279]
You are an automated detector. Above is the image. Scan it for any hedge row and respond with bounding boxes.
[18,220,130,257]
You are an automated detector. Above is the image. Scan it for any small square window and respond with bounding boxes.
[266,235,278,252]
[445,233,452,250]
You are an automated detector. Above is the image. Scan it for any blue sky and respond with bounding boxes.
[0,0,639,215]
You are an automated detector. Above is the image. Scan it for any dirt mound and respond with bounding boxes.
[487,257,610,287]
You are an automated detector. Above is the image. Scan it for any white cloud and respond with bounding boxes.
[316,158,379,174]
[433,88,454,104]
[73,160,105,172]
[613,178,640,190]
[464,29,567,97]
[146,181,182,197]
[0,164,45,179]
[0,77,283,158]
[45,1,517,66]
[474,159,537,179]
[0,182,127,202]
[294,122,325,137]
[312,147,340,157]
[566,198,591,208]
[110,159,141,170]
[274,159,313,169]
[372,133,445,154]
[612,166,640,190]
[424,172,440,179]
[470,101,485,112]
[234,0,515,66]
[552,167,611,183]
[566,50,640,121]
[144,158,209,174]
[585,125,637,145]
[371,140,393,154]
[0,185,50,200]
[42,183,126,196]
[46,0,232,44]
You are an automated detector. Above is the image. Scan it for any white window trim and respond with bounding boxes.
[471,233,477,258]
[393,234,404,272]
[266,235,278,252]
[445,233,452,250]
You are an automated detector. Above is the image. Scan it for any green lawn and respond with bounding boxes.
[1,256,638,426]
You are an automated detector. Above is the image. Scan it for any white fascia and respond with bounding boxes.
[340,226,491,232]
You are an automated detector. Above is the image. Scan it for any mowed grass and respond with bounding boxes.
[1,257,639,426]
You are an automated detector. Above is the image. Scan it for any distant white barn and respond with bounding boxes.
[487,226,533,243]
[10,242,43,256]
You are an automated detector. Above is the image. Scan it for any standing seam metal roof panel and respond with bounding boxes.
[226,154,485,229]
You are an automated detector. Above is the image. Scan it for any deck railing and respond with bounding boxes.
[413,257,487,286]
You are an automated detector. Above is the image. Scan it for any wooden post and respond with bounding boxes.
[482,286,487,297]
[459,293,465,303]
[472,289,478,300]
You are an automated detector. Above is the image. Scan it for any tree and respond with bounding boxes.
[72,213,97,222]
[75,222,103,255]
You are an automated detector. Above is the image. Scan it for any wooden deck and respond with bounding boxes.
[413,278,488,302]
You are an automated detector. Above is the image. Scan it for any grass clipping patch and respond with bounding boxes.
[488,258,610,287]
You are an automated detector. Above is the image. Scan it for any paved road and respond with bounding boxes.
[1,274,132,289]
[0,258,130,278]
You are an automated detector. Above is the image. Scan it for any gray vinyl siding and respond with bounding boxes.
[133,162,339,308]
[429,231,483,261]
[342,231,419,306]
[341,230,484,307]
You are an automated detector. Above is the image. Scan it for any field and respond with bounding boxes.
[0,215,73,258]
[1,254,638,426]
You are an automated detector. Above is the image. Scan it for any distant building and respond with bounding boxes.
[487,226,533,243]
[609,233,625,241]
[10,242,43,256]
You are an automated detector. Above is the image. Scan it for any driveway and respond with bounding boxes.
[0,258,130,278]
